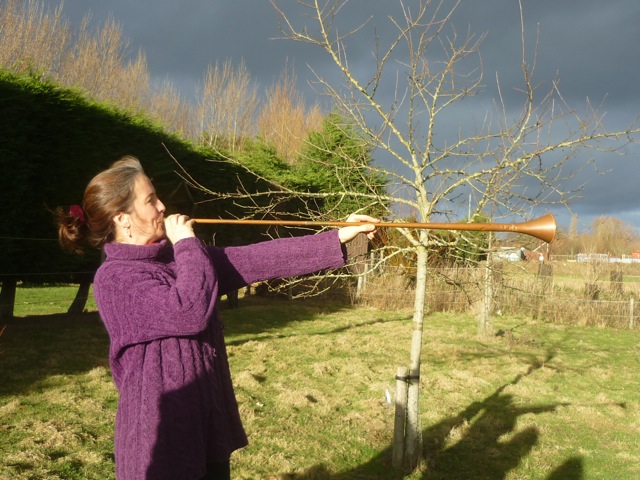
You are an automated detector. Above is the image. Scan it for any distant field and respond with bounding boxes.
[1,287,638,479]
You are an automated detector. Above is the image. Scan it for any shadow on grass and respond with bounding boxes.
[282,356,584,480]
[0,312,110,397]
[225,315,403,347]
[221,295,401,347]
[0,295,365,397]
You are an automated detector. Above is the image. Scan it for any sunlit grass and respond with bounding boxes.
[1,289,638,479]
[13,283,98,316]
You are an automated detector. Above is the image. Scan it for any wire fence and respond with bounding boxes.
[356,259,640,330]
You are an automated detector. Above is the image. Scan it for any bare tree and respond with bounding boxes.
[0,0,70,77]
[0,0,195,134]
[590,216,635,257]
[258,66,324,163]
[196,59,259,151]
[146,76,193,136]
[271,0,639,470]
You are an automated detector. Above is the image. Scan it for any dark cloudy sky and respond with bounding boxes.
[55,0,640,232]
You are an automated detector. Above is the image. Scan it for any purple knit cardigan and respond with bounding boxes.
[93,231,347,480]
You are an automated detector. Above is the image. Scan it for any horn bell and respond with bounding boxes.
[517,213,557,243]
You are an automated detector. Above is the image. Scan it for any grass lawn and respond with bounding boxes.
[1,288,639,479]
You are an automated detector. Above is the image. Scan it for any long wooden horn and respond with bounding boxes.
[193,213,557,243]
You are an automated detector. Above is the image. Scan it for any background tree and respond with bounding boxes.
[562,214,583,256]
[196,59,258,151]
[589,216,635,257]
[297,112,388,220]
[271,0,640,470]
[257,66,324,164]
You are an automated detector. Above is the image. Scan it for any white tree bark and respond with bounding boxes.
[404,243,428,468]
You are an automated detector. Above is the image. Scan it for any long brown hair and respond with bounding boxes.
[57,156,145,254]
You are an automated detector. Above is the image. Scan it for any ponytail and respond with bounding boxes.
[56,205,89,255]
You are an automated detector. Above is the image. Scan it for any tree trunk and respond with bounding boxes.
[0,279,17,320]
[403,244,428,469]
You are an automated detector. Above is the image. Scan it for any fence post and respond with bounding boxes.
[392,366,408,468]
[610,270,624,296]
[67,280,91,315]
[630,298,635,330]
[0,279,17,320]
[478,260,494,338]
[536,262,553,320]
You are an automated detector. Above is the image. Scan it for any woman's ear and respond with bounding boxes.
[113,212,130,229]
[113,212,133,240]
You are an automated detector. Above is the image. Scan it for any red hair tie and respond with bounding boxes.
[69,205,86,224]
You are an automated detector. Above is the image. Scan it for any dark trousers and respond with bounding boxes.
[199,460,231,480]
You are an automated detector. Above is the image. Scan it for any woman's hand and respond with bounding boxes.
[337,213,380,244]
[164,214,196,244]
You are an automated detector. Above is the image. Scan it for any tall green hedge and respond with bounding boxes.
[0,71,269,282]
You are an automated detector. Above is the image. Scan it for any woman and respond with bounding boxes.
[56,155,378,480]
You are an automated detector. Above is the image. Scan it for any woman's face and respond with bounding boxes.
[127,175,167,245]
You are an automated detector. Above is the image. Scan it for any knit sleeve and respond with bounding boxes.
[94,238,217,347]
[208,230,347,295]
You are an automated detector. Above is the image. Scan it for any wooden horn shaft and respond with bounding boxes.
[193,213,557,243]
